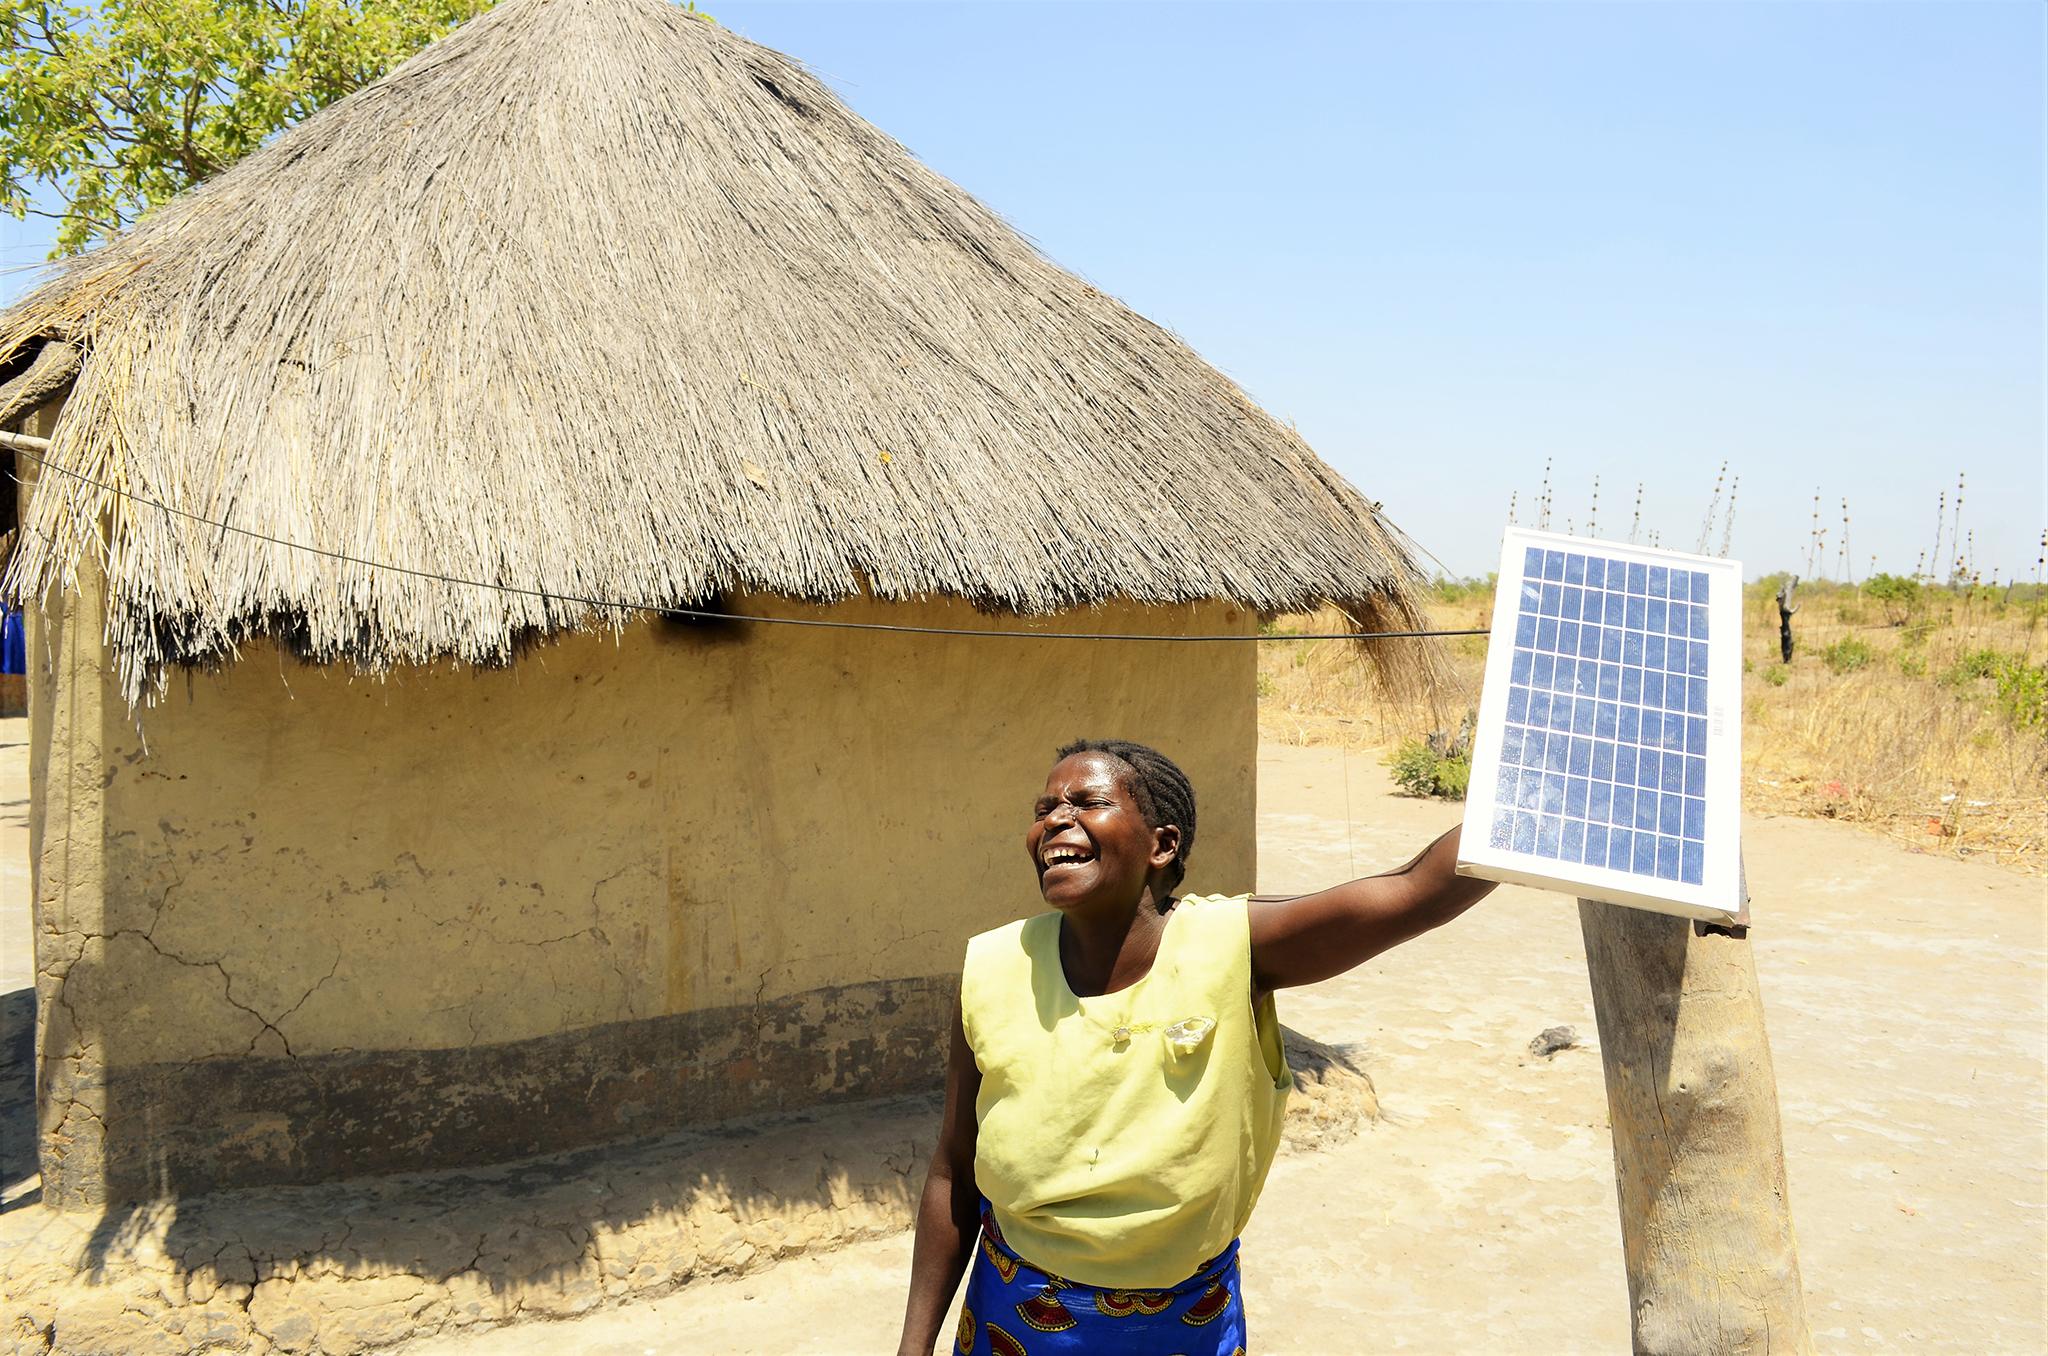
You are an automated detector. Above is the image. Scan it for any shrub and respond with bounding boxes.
[1863,573,1922,625]
[1388,735,1471,800]
[1761,665,1789,688]
[1993,656,2047,732]
[1898,652,1927,679]
[1821,637,1876,673]
[1945,648,2003,684]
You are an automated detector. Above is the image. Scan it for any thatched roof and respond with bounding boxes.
[0,0,1434,701]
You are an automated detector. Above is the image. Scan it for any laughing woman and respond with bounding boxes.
[895,738,1497,1356]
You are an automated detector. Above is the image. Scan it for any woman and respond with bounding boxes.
[897,738,1496,1355]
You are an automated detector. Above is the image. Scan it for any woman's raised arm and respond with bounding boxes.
[1248,825,1495,993]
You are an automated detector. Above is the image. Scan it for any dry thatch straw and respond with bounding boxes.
[0,0,1437,704]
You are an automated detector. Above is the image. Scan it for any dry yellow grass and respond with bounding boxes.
[1258,583,2047,873]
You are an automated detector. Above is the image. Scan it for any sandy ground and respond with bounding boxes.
[380,743,2047,1355]
[2,723,2041,1351]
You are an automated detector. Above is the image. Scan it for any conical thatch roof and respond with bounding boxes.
[0,0,1435,701]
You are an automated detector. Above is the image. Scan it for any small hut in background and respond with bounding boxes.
[0,0,1433,1208]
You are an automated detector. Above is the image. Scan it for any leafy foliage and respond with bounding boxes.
[1861,572,1922,625]
[1388,735,1470,800]
[2,0,497,254]
[1820,637,1875,674]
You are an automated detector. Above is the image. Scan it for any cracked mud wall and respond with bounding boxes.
[28,565,1257,1204]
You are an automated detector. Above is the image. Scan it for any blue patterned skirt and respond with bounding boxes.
[957,1203,1247,1355]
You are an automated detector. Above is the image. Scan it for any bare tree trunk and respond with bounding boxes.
[1578,898,1813,1355]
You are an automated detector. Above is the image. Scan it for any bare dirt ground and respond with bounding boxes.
[387,743,2047,1356]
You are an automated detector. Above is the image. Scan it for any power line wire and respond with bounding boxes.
[0,431,1487,644]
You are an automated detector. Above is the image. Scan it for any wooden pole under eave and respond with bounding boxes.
[1578,898,1814,1355]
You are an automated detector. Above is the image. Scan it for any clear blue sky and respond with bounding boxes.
[4,1,2040,581]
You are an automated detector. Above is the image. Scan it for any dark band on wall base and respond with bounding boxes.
[40,974,956,1206]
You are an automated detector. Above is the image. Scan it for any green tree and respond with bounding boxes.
[2,0,496,255]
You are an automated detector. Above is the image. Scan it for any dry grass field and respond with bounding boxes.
[1258,579,2047,872]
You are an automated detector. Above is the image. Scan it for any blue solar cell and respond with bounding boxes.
[1622,630,1644,666]
[1609,826,1633,868]
[1565,553,1586,585]
[1585,822,1609,867]
[1540,583,1562,616]
[1655,836,1680,881]
[1562,819,1586,862]
[1507,686,1530,723]
[1643,670,1665,709]
[1491,809,1516,850]
[1658,793,1683,836]
[1685,756,1706,798]
[1683,797,1706,840]
[1691,603,1709,640]
[1557,620,1579,654]
[1537,617,1559,650]
[1648,565,1669,597]
[1604,591,1628,627]
[1584,558,1607,589]
[1661,719,1686,755]
[1560,587,1582,621]
[1612,784,1635,825]
[1546,731,1570,771]
[1520,580,1542,613]
[1688,642,1708,678]
[1588,779,1613,822]
[1632,832,1657,874]
[1577,625,1602,659]
[1646,598,1667,633]
[1595,700,1619,739]
[1686,716,1707,755]
[1543,551,1565,581]
[1525,689,1549,725]
[1636,749,1660,790]
[1516,772,1542,811]
[1681,841,1704,885]
[1571,701,1595,736]
[1599,625,1622,661]
[1524,547,1544,577]
[1662,676,1685,712]
[1568,737,1592,776]
[1625,594,1647,630]
[1640,709,1661,748]
[1540,776,1565,814]
[1515,613,1537,646]
[1536,815,1562,857]
[1619,667,1642,705]
[1668,603,1689,639]
[1511,650,1533,685]
[1591,742,1615,782]
[1567,775,1591,818]
[1499,728,1523,766]
[1690,571,1709,602]
[1634,789,1659,831]
[1531,652,1554,688]
[1625,562,1647,593]
[1613,743,1637,784]
[1687,677,1708,716]
[1644,634,1667,671]
[1513,812,1537,853]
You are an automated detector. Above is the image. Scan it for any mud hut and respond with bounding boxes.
[0,0,1433,1208]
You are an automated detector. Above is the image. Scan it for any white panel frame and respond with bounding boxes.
[1455,528,1745,924]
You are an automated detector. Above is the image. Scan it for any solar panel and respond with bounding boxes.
[1456,529,1745,924]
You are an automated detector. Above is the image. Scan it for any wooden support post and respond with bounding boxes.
[1578,897,1813,1355]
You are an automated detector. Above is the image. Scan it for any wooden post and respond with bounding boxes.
[1578,897,1813,1355]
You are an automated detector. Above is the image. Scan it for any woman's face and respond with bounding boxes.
[1027,752,1178,910]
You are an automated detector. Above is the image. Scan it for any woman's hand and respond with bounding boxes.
[896,1001,982,1355]
[1248,825,1494,993]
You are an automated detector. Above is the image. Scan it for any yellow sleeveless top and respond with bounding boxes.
[960,894,1291,1288]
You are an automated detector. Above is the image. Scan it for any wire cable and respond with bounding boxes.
[0,433,1489,644]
